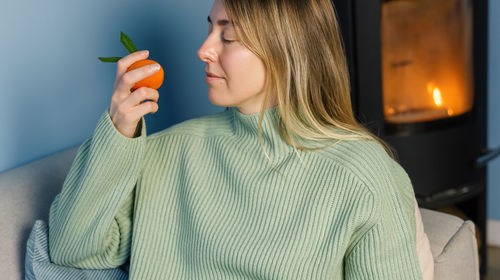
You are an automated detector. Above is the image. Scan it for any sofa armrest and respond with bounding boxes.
[0,145,80,279]
[419,207,480,280]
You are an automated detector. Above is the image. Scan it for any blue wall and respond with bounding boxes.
[487,0,500,220]
[1,0,499,219]
[0,0,219,173]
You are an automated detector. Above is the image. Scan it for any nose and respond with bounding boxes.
[197,35,219,63]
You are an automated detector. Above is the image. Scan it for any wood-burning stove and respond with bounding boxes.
[331,0,499,275]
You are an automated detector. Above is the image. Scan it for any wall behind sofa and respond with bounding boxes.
[0,0,218,173]
[1,1,499,228]
[487,0,500,237]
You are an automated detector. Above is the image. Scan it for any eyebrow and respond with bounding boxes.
[207,16,230,26]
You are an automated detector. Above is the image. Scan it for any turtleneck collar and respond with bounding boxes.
[229,106,294,160]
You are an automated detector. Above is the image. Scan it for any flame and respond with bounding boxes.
[433,88,443,107]
[427,82,443,107]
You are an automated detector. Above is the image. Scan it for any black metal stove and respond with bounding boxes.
[332,0,499,275]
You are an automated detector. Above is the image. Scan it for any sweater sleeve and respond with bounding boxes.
[344,185,423,279]
[48,107,147,269]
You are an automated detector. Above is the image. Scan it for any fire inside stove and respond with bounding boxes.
[381,0,474,124]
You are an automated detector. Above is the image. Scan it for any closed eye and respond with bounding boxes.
[208,24,237,44]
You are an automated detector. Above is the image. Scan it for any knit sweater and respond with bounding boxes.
[48,105,423,279]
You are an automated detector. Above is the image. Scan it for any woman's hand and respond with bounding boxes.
[108,50,161,138]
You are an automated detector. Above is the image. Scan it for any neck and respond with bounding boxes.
[230,106,294,161]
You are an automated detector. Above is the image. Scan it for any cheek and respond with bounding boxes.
[222,50,266,92]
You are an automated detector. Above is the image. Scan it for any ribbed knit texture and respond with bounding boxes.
[47,105,423,279]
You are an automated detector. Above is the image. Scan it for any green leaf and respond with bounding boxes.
[98,57,122,62]
[120,31,138,53]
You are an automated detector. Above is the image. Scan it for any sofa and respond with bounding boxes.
[0,144,480,279]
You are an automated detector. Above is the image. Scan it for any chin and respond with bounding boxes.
[208,91,233,108]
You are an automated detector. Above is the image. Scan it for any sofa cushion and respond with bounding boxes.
[414,197,434,280]
[420,208,479,280]
[25,219,129,280]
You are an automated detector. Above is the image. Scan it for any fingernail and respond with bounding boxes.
[141,50,149,55]
[151,64,160,71]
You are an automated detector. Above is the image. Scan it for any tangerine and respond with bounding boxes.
[127,59,164,91]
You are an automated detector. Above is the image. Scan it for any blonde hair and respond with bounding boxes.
[222,0,398,166]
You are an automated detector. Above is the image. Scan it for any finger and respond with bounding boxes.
[116,63,161,95]
[130,101,159,120]
[116,50,149,80]
[113,50,149,92]
[123,87,159,108]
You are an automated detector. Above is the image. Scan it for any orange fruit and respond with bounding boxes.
[127,59,164,91]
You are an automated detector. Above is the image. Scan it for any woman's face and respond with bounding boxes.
[197,0,276,115]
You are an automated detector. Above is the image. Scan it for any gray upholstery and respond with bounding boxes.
[0,145,480,279]
[420,208,480,279]
[0,145,79,280]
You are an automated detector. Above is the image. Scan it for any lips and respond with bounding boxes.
[205,71,223,78]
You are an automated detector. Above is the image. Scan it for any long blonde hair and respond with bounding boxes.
[222,0,398,164]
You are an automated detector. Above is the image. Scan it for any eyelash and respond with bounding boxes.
[208,26,234,44]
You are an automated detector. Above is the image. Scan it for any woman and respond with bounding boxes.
[46,0,430,279]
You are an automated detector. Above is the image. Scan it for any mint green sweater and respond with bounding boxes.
[48,105,422,279]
